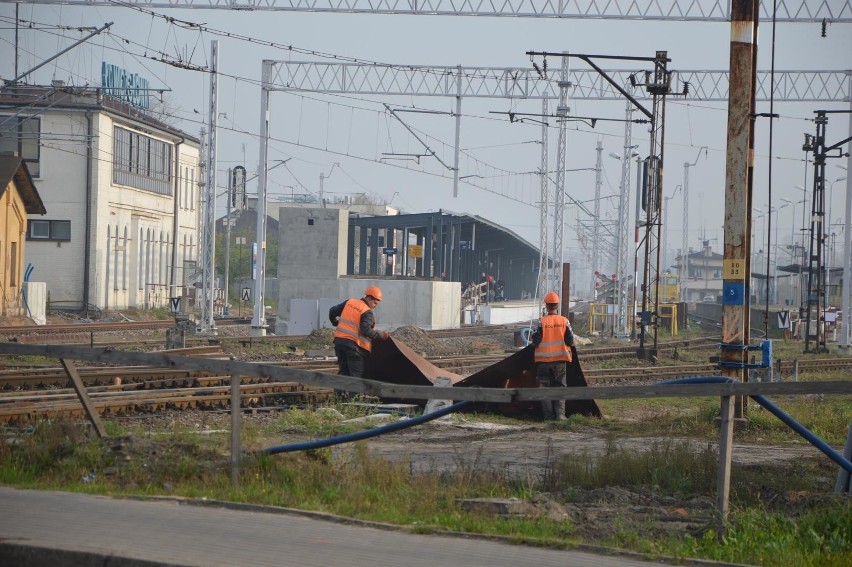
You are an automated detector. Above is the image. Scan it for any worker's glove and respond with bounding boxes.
[379,331,390,340]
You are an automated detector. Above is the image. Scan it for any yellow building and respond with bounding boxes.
[0,155,46,317]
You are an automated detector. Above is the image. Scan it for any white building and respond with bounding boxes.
[0,84,201,313]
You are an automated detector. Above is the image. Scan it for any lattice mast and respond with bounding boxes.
[615,97,634,338]
[536,98,550,303]
[552,55,571,304]
[200,40,219,333]
[638,51,672,360]
[803,111,838,353]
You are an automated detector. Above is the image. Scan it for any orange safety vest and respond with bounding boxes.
[333,299,373,352]
[534,314,572,363]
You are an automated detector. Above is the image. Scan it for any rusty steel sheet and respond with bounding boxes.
[365,338,600,418]
[457,345,601,418]
[364,337,464,386]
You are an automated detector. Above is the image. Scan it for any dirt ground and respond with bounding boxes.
[111,406,837,545]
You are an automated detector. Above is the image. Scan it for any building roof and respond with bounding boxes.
[0,155,46,214]
[0,85,200,144]
[352,209,541,260]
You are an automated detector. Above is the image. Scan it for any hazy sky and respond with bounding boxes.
[2,5,850,293]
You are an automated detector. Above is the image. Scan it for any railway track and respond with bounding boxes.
[2,348,849,424]
[0,382,331,424]
[2,321,845,423]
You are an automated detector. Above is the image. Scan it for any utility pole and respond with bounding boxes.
[682,147,707,303]
[842,86,852,349]
[199,40,219,334]
[253,60,273,337]
[591,140,603,299]
[319,163,339,206]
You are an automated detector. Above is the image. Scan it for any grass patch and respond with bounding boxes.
[2,395,849,567]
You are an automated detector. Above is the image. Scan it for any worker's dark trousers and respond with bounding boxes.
[334,341,366,384]
[535,361,567,420]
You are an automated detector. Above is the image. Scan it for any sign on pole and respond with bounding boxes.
[242,287,251,302]
[170,297,181,313]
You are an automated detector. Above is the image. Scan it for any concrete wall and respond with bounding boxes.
[274,277,461,334]
[274,206,461,334]
[22,110,88,308]
[481,301,541,326]
[279,207,347,279]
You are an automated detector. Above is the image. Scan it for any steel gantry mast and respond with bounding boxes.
[553,56,571,302]
[536,98,550,303]
[3,0,849,21]
[199,40,219,333]
[615,96,635,339]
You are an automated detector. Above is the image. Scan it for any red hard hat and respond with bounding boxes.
[364,286,383,301]
[544,291,560,304]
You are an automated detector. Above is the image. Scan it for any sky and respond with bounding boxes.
[1,4,850,295]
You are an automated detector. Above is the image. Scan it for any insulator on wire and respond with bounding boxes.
[532,62,543,78]
[821,18,827,37]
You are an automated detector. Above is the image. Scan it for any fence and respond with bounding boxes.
[0,341,849,535]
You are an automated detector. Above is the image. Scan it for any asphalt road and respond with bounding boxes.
[0,487,701,567]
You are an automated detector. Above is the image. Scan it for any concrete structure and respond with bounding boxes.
[0,155,46,317]
[0,85,201,313]
[275,207,460,333]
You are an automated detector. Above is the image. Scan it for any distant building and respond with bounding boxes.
[0,155,46,317]
[0,84,201,313]
[674,240,723,302]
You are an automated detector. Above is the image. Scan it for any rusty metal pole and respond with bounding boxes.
[740,4,760,415]
[720,0,756,411]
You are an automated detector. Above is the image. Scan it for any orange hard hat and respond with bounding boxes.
[544,291,560,304]
[364,286,383,301]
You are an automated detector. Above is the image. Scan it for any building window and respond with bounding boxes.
[113,126,172,195]
[27,219,70,241]
[0,115,40,177]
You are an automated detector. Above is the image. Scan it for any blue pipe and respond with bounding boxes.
[519,327,533,346]
[662,376,852,475]
[263,400,472,455]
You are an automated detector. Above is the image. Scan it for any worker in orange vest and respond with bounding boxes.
[531,291,575,420]
[329,286,390,384]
